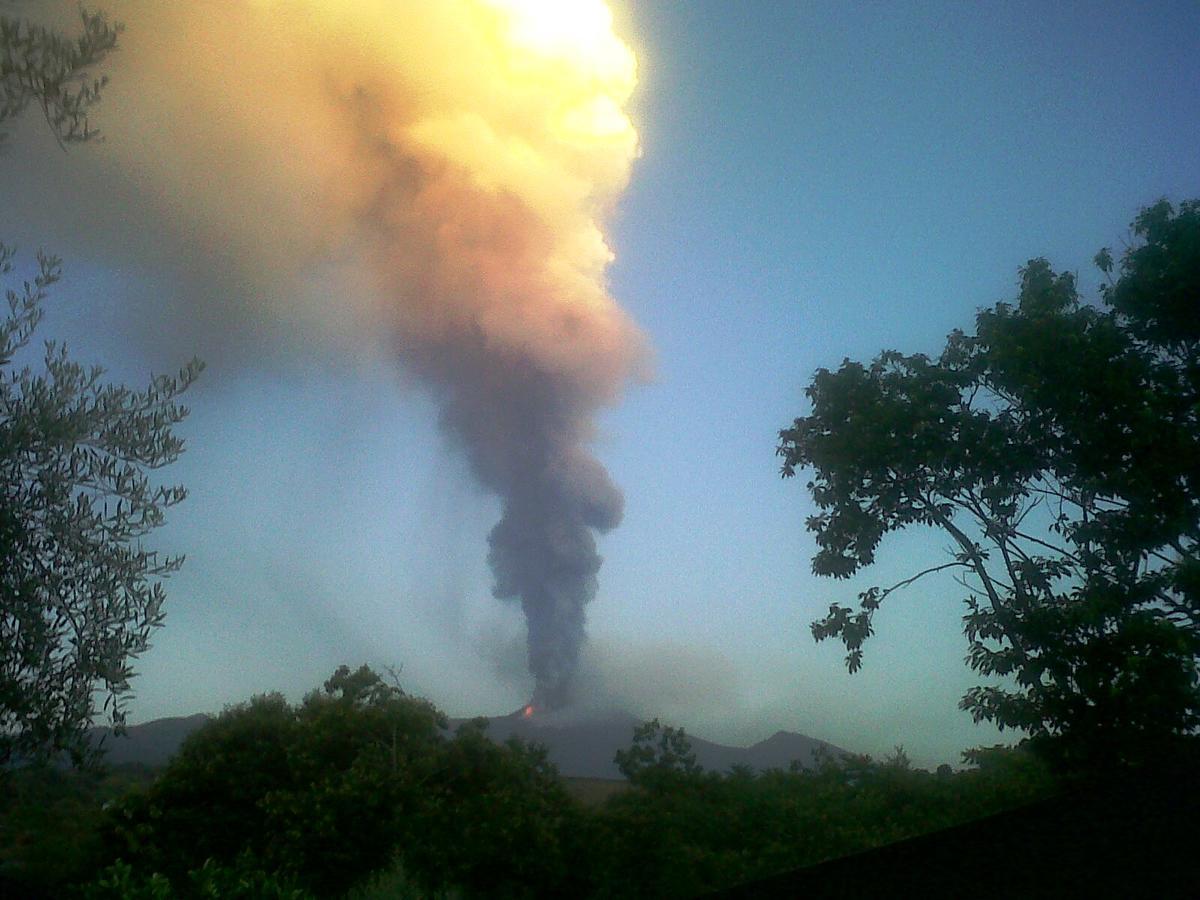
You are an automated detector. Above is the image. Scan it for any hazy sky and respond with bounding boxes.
[3,0,1198,767]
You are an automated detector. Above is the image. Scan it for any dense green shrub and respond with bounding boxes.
[410,721,592,898]
[591,739,1058,897]
[82,858,312,899]
[0,762,155,898]
[93,667,586,898]
[3,671,1072,899]
[96,667,445,896]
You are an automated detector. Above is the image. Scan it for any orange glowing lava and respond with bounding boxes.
[522,704,535,718]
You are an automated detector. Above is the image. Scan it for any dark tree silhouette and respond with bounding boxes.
[0,7,120,146]
[780,199,1200,769]
[0,7,201,767]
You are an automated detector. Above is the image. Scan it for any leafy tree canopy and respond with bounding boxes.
[0,6,201,767]
[779,199,1200,770]
[98,666,582,898]
[0,249,201,766]
[614,717,702,785]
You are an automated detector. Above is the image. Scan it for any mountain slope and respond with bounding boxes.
[90,709,846,779]
[450,710,846,779]
[89,714,212,767]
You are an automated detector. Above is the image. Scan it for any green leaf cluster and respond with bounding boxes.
[82,858,311,900]
[2,676,1077,899]
[595,729,1057,898]
[94,666,583,898]
[613,717,701,784]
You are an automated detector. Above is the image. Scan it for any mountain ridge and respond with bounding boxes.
[90,709,847,779]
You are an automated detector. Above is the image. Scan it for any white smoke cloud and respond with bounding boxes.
[0,0,649,706]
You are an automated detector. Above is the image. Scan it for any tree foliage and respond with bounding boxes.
[0,6,120,146]
[97,666,583,898]
[0,7,200,767]
[100,666,443,896]
[779,199,1200,768]
[416,719,588,898]
[598,723,1056,897]
[0,248,201,767]
[614,717,701,784]
[4,668,1072,899]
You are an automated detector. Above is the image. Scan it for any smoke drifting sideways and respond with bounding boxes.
[17,0,649,709]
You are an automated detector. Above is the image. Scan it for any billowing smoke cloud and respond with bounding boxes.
[5,0,648,708]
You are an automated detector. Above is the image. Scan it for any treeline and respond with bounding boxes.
[2,665,1063,899]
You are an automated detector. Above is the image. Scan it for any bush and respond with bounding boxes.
[591,725,1059,897]
[82,858,311,900]
[94,666,588,898]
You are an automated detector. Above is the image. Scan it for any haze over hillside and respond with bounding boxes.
[463,708,846,779]
[92,709,847,779]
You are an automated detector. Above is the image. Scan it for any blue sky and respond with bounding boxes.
[3,0,1197,766]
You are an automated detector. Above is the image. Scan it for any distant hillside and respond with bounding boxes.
[88,708,845,779]
[449,709,847,779]
[88,714,211,767]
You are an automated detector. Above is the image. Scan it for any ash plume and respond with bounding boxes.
[4,1,648,708]
[438,347,625,709]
